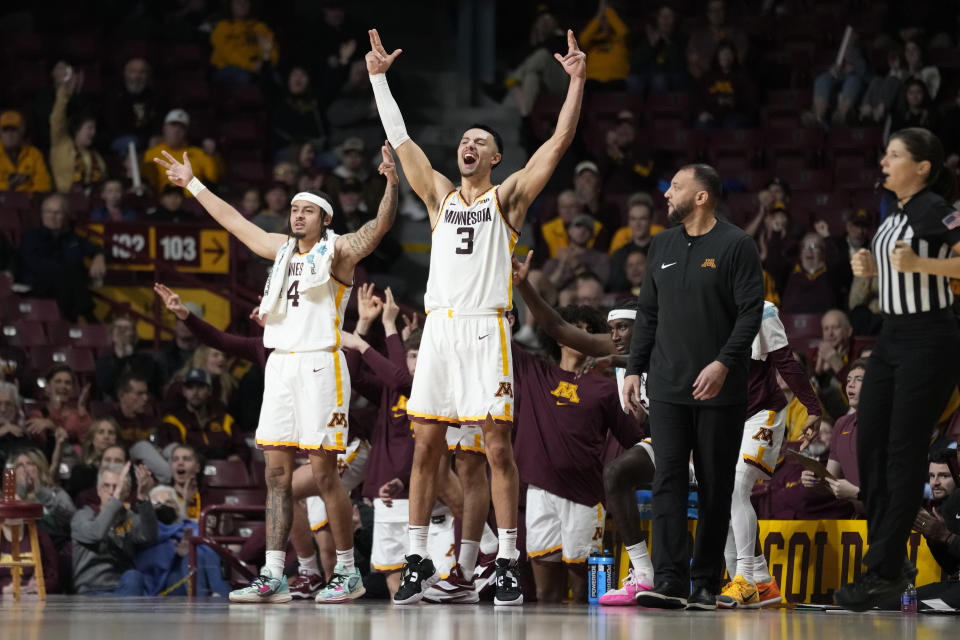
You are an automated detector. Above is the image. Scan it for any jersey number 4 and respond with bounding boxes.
[456,227,474,255]
[287,280,300,307]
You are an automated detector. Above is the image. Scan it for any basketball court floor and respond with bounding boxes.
[1,596,951,640]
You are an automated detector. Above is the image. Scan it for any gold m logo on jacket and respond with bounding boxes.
[701,258,717,269]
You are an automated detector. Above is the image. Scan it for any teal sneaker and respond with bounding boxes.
[229,572,292,603]
[315,563,366,603]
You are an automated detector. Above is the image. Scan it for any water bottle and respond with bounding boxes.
[588,550,615,603]
[2,461,15,502]
[901,583,917,614]
[588,552,601,603]
[597,550,615,599]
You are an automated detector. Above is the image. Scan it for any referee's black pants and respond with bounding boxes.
[857,310,960,580]
[649,399,745,592]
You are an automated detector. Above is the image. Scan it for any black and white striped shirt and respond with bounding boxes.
[873,189,960,315]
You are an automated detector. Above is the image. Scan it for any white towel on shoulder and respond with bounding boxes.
[258,233,339,320]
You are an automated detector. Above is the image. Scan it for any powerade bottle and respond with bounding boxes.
[901,583,917,614]
[599,550,615,598]
[588,551,601,603]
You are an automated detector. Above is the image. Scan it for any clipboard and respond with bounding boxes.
[787,449,836,480]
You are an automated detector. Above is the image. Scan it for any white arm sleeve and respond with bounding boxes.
[369,73,410,148]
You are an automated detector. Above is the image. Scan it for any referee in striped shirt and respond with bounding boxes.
[835,127,960,611]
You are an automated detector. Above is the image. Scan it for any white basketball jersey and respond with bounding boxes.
[262,252,352,352]
[423,186,519,313]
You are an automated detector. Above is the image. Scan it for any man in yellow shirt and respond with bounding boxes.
[0,110,51,193]
[143,110,222,196]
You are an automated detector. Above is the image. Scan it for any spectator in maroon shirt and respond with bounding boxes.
[0,519,59,595]
[513,254,655,597]
[156,369,246,462]
[514,305,644,602]
[801,360,868,511]
[781,233,845,314]
[106,373,159,445]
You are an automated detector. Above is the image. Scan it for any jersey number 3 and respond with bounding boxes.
[287,280,300,307]
[455,227,474,255]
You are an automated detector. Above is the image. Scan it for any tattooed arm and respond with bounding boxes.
[332,141,399,283]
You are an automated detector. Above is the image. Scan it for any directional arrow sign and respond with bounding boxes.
[198,230,230,274]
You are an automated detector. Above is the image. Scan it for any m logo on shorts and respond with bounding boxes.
[550,381,580,404]
[701,258,717,269]
[752,427,773,443]
[327,412,347,428]
[494,382,514,398]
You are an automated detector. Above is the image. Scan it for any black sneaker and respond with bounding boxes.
[393,554,438,605]
[834,571,909,612]
[493,557,524,606]
[685,586,718,611]
[635,582,688,609]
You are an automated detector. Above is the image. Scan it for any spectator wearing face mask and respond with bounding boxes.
[134,484,231,596]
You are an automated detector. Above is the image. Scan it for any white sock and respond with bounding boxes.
[625,541,653,582]
[264,550,286,580]
[737,555,755,583]
[480,523,498,555]
[459,540,481,580]
[754,554,772,584]
[497,528,519,561]
[724,525,738,580]
[298,553,320,576]
[336,548,355,572]
[409,525,429,558]
[730,466,762,578]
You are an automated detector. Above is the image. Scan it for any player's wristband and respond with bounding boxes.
[186,177,206,197]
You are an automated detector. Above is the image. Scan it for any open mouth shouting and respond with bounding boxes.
[462,151,478,168]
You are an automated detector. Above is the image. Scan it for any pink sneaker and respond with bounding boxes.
[598,568,653,606]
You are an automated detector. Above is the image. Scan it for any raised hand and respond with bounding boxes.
[135,463,156,501]
[554,30,586,79]
[357,282,384,323]
[378,141,399,185]
[152,150,194,188]
[114,461,132,500]
[401,312,419,342]
[366,28,402,75]
[382,286,400,326]
[154,283,190,320]
[512,250,534,285]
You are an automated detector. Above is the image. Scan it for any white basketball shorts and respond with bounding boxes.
[370,499,455,577]
[525,485,605,564]
[406,311,514,428]
[255,350,350,453]
[738,408,787,477]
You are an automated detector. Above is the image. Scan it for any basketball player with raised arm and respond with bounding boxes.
[365,27,586,605]
[153,144,398,604]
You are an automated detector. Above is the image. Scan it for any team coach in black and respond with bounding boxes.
[622,164,764,610]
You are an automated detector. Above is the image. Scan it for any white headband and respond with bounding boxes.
[607,309,637,322]
[291,192,334,219]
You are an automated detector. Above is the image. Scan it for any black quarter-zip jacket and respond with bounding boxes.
[626,217,764,406]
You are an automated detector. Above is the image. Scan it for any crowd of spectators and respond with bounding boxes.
[1,0,960,601]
